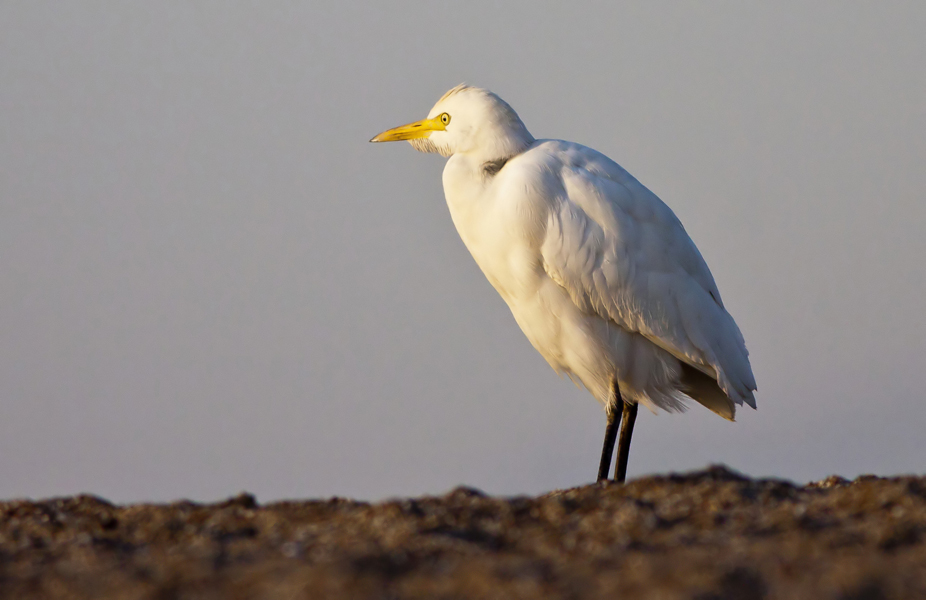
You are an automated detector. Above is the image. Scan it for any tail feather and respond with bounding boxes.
[680,364,736,421]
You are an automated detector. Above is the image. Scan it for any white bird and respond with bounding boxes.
[371,85,757,483]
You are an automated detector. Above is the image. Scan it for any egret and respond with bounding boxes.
[371,85,756,483]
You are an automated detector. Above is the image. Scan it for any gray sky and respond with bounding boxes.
[1,2,924,503]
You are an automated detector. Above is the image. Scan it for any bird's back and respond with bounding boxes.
[443,139,757,417]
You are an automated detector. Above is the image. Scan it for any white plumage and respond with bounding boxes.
[372,85,756,477]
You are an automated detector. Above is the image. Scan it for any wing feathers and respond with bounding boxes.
[535,142,757,409]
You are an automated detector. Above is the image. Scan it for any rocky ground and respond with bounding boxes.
[0,466,924,599]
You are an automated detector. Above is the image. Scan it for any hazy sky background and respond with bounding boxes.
[1,2,924,503]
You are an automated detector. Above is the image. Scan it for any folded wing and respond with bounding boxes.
[535,142,757,409]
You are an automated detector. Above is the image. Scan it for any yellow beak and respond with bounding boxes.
[370,116,446,142]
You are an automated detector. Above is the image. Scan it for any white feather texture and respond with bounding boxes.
[410,86,757,419]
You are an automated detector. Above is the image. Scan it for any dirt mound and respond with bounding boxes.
[1,465,924,599]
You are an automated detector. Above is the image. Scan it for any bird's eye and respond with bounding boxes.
[440,113,451,126]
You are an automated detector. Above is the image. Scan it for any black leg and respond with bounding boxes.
[597,409,620,482]
[613,401,638,483]
[597,381,622,482]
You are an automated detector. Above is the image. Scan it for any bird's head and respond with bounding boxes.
[371,85,534,162]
